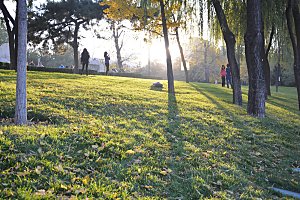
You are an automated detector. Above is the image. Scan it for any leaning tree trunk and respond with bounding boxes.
[15,0,27,125]
[264,25,275,97]
[212,0,242,106]
[160,0,175,94]
[244,0,266,117]
[175,27,189,83]
[286,0,300,110]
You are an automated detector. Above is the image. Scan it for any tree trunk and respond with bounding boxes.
[160,0,175,94]
[204,41,209,83]
[264,25,275,97]
[73,23,80,73]
[175,27,189,83]
[112,21,123,70]
[286,0,300,110]
[15,0,27,125]
[244,0,266,117]
[212,0,242,106]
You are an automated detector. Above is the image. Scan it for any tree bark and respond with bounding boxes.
[286,0,300,110]
[160,0,175,94]
[175,27,189,83]
[15,0,27,125]
[73,23,80,73]
[244,0,266,117]
[264,25,275,97]
[112,21,123,70]
[212,0,242,106]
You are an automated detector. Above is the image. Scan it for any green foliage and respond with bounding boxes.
[28,0,105,50]
[0,70,299,199]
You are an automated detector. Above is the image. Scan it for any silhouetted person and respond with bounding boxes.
[81,48,90,75]
[104,51,110,75]
[220,65,226,87]
[226,64,232,88]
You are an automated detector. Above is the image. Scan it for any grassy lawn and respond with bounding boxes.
[0,69,299,199]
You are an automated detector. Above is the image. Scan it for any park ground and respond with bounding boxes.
[0,69,299,199]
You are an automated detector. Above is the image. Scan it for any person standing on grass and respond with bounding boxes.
[81,48,90,75]
[226,63,232,88]
[104,51,110,75]
[220,65,226,87]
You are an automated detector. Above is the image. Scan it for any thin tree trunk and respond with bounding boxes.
[160,0,175,94]
[112,21,123,70]
[175,27,189,83]
[245,0,266,117]
[212,0,242,106]
[204,41,209,83]
[15,0,27,125]
[286,0,300,110]
[264,25,275,97]
[73,23,80,73]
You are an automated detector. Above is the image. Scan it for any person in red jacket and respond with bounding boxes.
[220,65,226,87]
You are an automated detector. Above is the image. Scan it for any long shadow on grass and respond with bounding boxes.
[190,82,300,195]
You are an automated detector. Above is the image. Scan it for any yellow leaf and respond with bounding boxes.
[60,184,68,190]
[144,185,153,189]
[160,171,168,176]
[82,175,90,185]
[125,150,135,155]
[17,171,30,176]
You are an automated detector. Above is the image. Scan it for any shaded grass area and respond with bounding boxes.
[0,70,299,199]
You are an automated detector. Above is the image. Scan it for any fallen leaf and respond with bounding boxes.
[60,184,68,190]
[144,185,153,189]
[35,189,46,196]
[125,150,135,155]
[160,171,168,176]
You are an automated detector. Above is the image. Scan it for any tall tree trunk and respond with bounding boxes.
[160,0,175,94]
[264,25,275,97]
[175,27,189,83]
[15,0,27,125]
[245,0,266,117]
[112,21,123,70]
[212,0,242,106]
[286,0,300,110]
[73,23,80,73]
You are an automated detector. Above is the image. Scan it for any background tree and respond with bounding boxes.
[245,0,266,117]
[286,0,300,110]
[0,20,8,44]
[28,0,105,73]
[0,0,18,70]
[15,0,27,125]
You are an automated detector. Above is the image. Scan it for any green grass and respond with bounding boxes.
[0,69,299,199]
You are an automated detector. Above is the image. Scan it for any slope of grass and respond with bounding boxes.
[0,69,299,199]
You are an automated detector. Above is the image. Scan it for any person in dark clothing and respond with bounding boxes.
[226,64,232,88]
[104,51,110,75]
[220,65,226,87]
[81,48,90,75]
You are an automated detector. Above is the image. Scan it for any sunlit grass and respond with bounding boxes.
[0,69,299,199]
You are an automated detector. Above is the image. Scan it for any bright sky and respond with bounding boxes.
[3,0,209,67]
[79,20,183,67]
